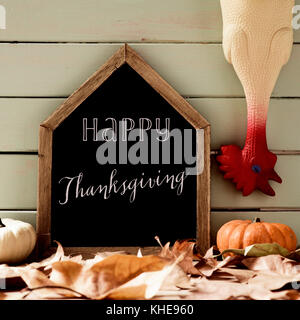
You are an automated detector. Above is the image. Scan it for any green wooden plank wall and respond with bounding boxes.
[0,0,299,244]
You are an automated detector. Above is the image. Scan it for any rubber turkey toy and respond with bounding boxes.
[218,0,294,196]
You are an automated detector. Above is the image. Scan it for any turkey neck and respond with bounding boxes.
[243,100,269,159]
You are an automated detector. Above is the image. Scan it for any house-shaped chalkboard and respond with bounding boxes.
[37,45,210,256]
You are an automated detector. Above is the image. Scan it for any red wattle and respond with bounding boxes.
[217,104,282,197]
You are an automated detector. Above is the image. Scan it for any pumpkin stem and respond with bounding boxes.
[253,217,261,223]
[0,218,5,228]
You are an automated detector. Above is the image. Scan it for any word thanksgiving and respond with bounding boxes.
[58,169,186,205]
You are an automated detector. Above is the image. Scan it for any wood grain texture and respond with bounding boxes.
[1,154,300,210]
[36,126,53,253]
[1,98,300,152]
[0,43,299,98]
[45,246,162,259]
[0,0,300,43]
[197,126,211,254]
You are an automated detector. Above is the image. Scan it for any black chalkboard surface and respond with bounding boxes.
[37,45,210,253]
[52,63,196,246]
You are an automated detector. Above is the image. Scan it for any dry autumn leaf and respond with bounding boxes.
[195,254,241,277]
[0,290,30,300]
[157,238,203,276]
[241,255,300,291]
[0,242,65,281]
[22,286,83,300]
[189,278,300,300]
[171,239,202,260]
[48,254,169,299]
[216,267,256,283]
[14,268,54,289]
[1,240,300,300]
[219,243,291,258]
[103,258,190,300]
[247,271,300,291]
[242,255,300,274]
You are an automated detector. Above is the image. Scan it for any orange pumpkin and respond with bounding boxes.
[217,218,297,253]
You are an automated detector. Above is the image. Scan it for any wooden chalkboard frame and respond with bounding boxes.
[37,44,211,256]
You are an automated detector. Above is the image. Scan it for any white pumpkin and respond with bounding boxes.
[0,218,36,264]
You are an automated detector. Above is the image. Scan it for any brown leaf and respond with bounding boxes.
[0,290,29,300]
[10,266,84,299]
[195,255,241,277]
[158,239,203,276]
[172,239,202,260]
[49,254,168,298]
[192,246,244,278]
[3,241,300,300]
[22,287,83,300]
[247,271,300,291]
[0,265,20,279]
[217,267,256,283]
[104,284,147,300]
[242,255,300,275]
[14,268,54,289]
[188,278,299,300]
[275,290,300,300]
[89,254,167,285]
[203,246,217,259]
[103,259,191,300]
[0,242,65,280]
[31,242,66,269]
[241,255,300,291]
[48,254,188,300]
[49,261,83,289]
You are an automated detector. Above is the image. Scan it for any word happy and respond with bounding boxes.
[83,117,170,142]
[58,169,186,205]
[82,117,197,169]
